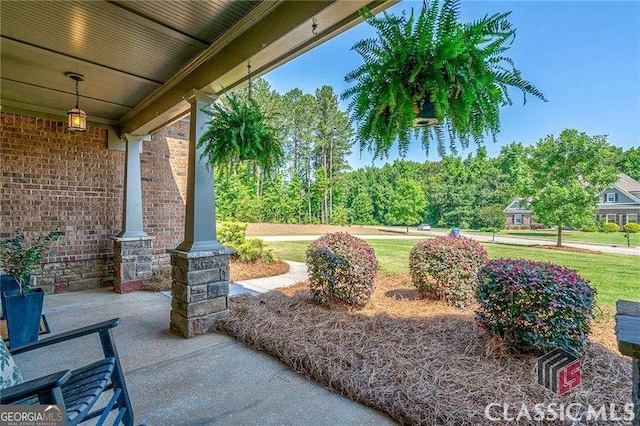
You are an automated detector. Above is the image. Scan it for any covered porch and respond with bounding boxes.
[1,0,395,338]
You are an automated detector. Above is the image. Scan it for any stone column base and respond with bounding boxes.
[111,236,153,293]
[169,247,233,338]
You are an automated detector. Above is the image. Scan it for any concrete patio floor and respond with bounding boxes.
[14,277,396,425]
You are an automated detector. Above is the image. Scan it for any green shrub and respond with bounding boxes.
[217,222,275,264]
[409,236,488,307]
[581,224,598,232]
[306,233,378,308]
[623,222,640,233]
[217,222,247,246]
[476,259,596,355]
[603,222,620,233]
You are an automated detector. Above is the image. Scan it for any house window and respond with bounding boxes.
[627,214,638,224]
[514,214,523,224]
[605,193,616,203]
[606,214,617,223]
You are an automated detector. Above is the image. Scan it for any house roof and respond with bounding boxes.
[0,0,396,137]
[615,172,640,194]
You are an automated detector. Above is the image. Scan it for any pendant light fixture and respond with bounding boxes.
[65,72,87,132]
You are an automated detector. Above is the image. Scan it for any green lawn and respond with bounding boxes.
[268,239,640,307]
[463,228,638,246]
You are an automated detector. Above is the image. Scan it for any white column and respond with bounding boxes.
[117,134,151,238]
[176,91,224,252]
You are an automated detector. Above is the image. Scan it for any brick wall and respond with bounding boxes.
[141,120,189,269]
[0,112,190,293]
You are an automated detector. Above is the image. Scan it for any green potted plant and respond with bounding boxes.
[0,229,63,347]
[197,87,283,175]
[342,0,546,159]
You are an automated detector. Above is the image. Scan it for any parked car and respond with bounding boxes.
[417,224,431,231]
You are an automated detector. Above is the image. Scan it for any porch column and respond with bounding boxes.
[169,91,232,338]
[111,134,153,293]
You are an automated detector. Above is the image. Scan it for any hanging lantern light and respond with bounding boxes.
[65,73,87,132]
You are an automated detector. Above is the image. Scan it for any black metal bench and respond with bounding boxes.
[615,300,640,426]
[1,318,135,426]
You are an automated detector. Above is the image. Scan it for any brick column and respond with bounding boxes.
[170,91,232,338]
[111,236,153,293]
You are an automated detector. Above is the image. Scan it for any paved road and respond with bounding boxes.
[258,233,640,256]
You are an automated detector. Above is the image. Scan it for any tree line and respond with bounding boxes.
[213,79,640,229]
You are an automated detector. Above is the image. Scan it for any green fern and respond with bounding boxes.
[342,0,546,159]
[197,91,283,175]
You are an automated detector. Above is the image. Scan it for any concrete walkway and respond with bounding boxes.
[16,269,394,425]
[232,261,308,295]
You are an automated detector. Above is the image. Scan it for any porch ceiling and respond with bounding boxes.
[1,0,396,137]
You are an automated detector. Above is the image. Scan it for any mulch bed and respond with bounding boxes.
[535,245,603,254]
[141,259,290,291]
[214,272,632,425]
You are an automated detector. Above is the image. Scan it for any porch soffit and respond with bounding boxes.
[0,0,397,137]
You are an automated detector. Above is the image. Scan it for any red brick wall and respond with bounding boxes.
[0,112,190,292]
[141,120,188,257]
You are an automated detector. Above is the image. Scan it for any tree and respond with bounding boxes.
[349,190,375,224]
[477,206,507,230]
[385,178,427,233]
[619,147,640,181]
[525,129,619,246]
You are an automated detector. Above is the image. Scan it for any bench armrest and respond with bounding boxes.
[10,318,119,355]
[0,370,71,404]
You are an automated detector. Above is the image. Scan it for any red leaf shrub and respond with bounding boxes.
[409,236,488,307]
[306,233,378,308]
[475,259,596,355]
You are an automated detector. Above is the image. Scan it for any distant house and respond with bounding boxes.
[504,173,640,229]
[503,198,533,228]
[595,172,640,228]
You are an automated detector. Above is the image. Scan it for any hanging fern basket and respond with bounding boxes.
[197,91,283,174]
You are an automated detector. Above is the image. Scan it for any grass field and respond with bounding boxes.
[268,239,640,307]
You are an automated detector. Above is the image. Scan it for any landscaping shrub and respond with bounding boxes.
[217,222,276,264]
[581,223,599,232]
[475,259,596,355]
[306,233,378,308]
[529,223,546,230]
[603,222,620,233]
[409,236,488,307]
[623,222,640,233]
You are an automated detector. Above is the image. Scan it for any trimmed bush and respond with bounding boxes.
[409,236,488,307]
[217,222,276,264]
[581,224,599,232]
[475,259,596,355]
[623,222,640,233]
[603,222,620,233]
[306,233,378,308]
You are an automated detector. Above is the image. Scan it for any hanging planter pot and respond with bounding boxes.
[342,0,546,159]
[4,288,44,348]
[197,64,283,175]
[414,96,439,128]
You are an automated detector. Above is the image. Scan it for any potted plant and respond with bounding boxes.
[342,0,546,159]
[197,85,283,175]
[0,229,63,347]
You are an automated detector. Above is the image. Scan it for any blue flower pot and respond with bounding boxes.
[0,274,23,320]
[4,287,44,348]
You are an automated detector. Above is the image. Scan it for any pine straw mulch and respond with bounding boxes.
[535,245,603,254]
[213,272,632,425]
[141,259,290,291]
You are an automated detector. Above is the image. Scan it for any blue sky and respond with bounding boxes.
[264,1,640,169]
